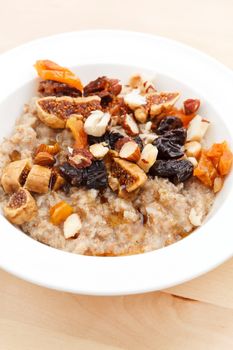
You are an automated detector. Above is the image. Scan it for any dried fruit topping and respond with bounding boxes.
[50,200,73,225]
[85,160,108,189]
[36,96,101,129]
[34,60,83,91]
[9,150,21,162]
[142,80,157,94]
[137,144,158,173]
[49,168,65,191]
[38,80,82,97]
[147,92,180,117]
[149,159,194,184]
[36,143,60,155]
[24,165,52,194]
[185,141,202,158]
[206,141,233,176]
[59,162,85,187]
[84,110,110,137]
[124,89,147,110]
[63,213,82,239]
[87,131,124,149]
[213,177,223,193]
[122,114,139,136]
[66,117,87,148]
[156,116,183,135]
[153,128,187,160]
[89,143,109,159]
[34,151,55,167]
[193,151,218,187]
[4,188,37,225]
[119,141,141,162]
[68,148,93,169]
[1,159,32,193]
[184,99,200,115]
[187,115,209,142]
[111,158,147,192]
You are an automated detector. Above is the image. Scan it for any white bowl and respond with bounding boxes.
[0,30,233,295]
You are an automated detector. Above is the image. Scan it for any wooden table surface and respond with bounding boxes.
[0,0,233,349]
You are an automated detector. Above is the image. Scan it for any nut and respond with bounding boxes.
[124,89,147,110]
[134,106,148,123]
[89,143,109,159]
[142,80,156,94]
[4,188,37,225]
[63,213,82,239]
[122,114,139,136]
[34,152,55,166]
[128,74,143,89]
[187,156,198,168]
[119,141,141,162]
[111,157,147,192]
[184,99,200,115]
[213,177,223,193]
[185,141,202,158]
[114,137,131,152]
[66,116,87,148]
[36,96,101,129]
[187,115,210,142]
[84,110,110,137]
[189,208,202,227]
[147,92,180,117]
[1,159,32,193]
[24,165,52,193]
[68,148,93,168]
[137,144,158,172]
[139,133,158,145]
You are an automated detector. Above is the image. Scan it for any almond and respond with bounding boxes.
[63,213,82,239]
[34,151,55,166]
[124,89,146,110]
[122,114,139,136]
[137,144,158,172]
[114,136,131,152]
[68,148,93,168]
[119,141,141,162]
[84,110,110,137]
[185,141,202,158]
[89,143,109,159]
[134,106,148,123]
[187,115,210,142]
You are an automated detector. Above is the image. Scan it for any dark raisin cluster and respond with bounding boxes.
[149,159,194,184]
[88,131,124,149]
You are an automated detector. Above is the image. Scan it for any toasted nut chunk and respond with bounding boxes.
[66,116,87,148]
[68,148,93,168]
[1,159,32,193]
[134,107,148,123]
[36,96,101,129]
[147,92,180,117]
[111,158,147,192]
[137,144,158,172]
[189,208,202,226]
[213,177,223,193]
[24,165,51,193]
[63,213,82,239]
[142,80,156,94]
[187,115,210,142]
[34,152,55,166]
[124,89,146,110]
[184,99,200,115]
[187,157,198,168]
[119,141,140,162]
[89,143,109,159]
[185,141,202,158]
[84,110,110,136]
[4,188,37,225]
[129,75,143,89]
[139,133,158,145]
[122,114,139,136]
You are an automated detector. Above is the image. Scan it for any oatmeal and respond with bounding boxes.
[0,60,232,256]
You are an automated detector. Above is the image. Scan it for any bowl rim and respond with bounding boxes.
[0,29,233,295]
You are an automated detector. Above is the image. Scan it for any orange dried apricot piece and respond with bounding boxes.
[219,147,233,176]
[36,142,60,155]
[194,150,218,187]
[50,200,73,225]
[34,60,83,91]
[66,117,87,148]
[207,141,233,175]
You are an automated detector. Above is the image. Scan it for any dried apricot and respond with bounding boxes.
[207,141,233,175]
[194,151,218,187]
[50,201,73,225]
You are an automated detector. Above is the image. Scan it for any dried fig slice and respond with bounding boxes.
[146,92,180,117]
[24,165,52,194]
[1,159,32,193]
[4,188,37,225]
[111,158,147,192]
[36,96,101,129]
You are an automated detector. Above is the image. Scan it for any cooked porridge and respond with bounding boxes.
[0,60,232,256]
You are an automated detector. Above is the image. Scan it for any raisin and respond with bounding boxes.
[85,160,108,189]
[134,136,143,151]
[153,128,187,159]
[88,131,124,149]
[38,80,82,97]
[59,162,84,186]
[149,159,194,184]
[156,116,183,134]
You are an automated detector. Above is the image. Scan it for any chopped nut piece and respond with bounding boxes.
[187,157,198,168]
[139,133,158,145]
[63,213,82,239]
[129,74,143,89]
[187,115,209,142]
[66,116,87,148]
[147,92,180,117]
[84,110,110,137]
[142,80,156,94]
[119,141,141,162]
[4,188,37,225]
[184,99,200,115]
[122,114,139,136]
[36,96,101,129]
[134,106,148,123]
[111,158,147,192]
[34,152,55,166]
[213,177,223,193]
[185,141,202,158]
[50,201,73,225]
[1,159,32,193]
[189,208,202,226]
[124,89,147,110]
[68,148,93,168]
[114,137,131,152]
[89,143,109,159]
[137,144,158,172]
[24,165,52,193]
